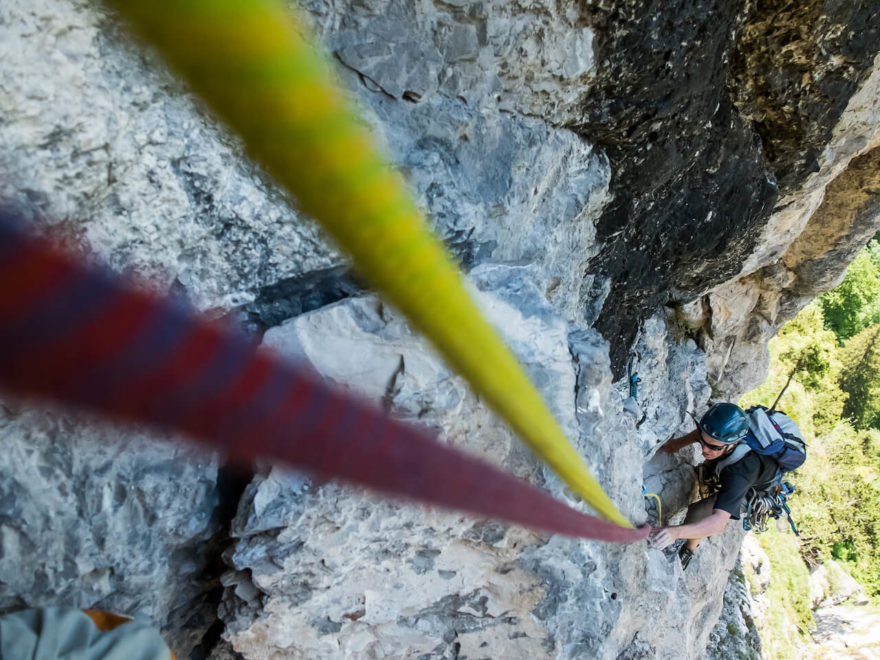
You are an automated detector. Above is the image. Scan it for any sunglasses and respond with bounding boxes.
[698,434,727,452]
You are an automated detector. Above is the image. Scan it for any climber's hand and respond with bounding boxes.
[649,527,677,550]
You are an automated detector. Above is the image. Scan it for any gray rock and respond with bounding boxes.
[706,560,762,660]
[809,560,869,609]
[222,270,741,659]
[0,403,222,657]
[0,0,340,311]
[2,0,879,658]
[702,56,880,398]
[812,603,880,656]
[337,40,444,101]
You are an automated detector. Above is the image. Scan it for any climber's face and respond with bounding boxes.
[699,431,728,458]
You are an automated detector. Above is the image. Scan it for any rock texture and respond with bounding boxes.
[690,48,880,397]
[705,560,762,660]
[1,0,880,658]
[809,560,869,609]
[575,0,778,373]
[0,0,340,311]
[221,275,735,659]
[0,403,223,655]
[812,602,880,657]
[727,533,880,660]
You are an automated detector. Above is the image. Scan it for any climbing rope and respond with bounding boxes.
[103,0,628,525]
[0,218,649,543]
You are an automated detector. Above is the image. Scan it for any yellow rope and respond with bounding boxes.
[643,489,662,525]
[106,0,629,527]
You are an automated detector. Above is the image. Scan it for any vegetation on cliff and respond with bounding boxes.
[741,238,880,603]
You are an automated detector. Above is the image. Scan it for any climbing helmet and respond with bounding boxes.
[695,403,749,445]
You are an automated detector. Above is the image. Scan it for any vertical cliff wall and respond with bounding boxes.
[2,1,880,658]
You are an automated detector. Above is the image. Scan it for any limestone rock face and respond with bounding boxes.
[0,0,340,311]
[705,560,762,660]
[575,0,880,388]
[578,0,779,371]
[0,404,222,656]
[691,53,880,398]
[302,0,614,324]
[809,560,869,609]
[1,0,880,658]
[222,271,733,659]
[813,601,880,657]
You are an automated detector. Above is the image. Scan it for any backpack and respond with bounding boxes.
[710,405,807,535]
[743,405,807,478]
[712,405,807,482]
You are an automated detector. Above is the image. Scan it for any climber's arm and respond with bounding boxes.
[648,509,731,549]
[659,429,700,454]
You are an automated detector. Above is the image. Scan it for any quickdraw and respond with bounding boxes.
[742,482,799,536]
[642,485,662,526]
[628,353,642,401]
[627,352,646,427]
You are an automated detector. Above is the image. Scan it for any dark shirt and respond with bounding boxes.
[711,451,778,518]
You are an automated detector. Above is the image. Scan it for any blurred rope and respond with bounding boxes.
[0,218,649,542]
[103,0,629,526]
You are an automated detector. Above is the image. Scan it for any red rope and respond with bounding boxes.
[0,217,649,543]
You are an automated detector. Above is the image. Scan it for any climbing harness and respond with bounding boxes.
[104,0,628,527]
[742,482,799,535]
[0,219,649,544]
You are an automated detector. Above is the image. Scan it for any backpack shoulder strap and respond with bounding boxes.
[714,443,752,476]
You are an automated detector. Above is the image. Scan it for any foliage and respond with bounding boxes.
[739,243,880,654]
[819,247,880,342]
[758,528,815,644]
[792,424,880,599]
[776,304,839,390]
[742,297,880,600]
[741,303,845,436]
[838,325,880,430]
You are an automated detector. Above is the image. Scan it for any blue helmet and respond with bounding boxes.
[695,403,749,444]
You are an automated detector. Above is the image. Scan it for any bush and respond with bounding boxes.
[741,279,880,602]
[838,326,880,430]
[819,248,880,342]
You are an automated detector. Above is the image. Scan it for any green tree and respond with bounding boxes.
[777,304,838,390]
[744,303,846,434]
[742,293,880,603]
[819,250,880,342]
[839,325,880,430]
[790,423,880,599]
[866,237,880,271]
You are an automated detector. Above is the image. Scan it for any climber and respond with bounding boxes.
[648,403,777,570]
